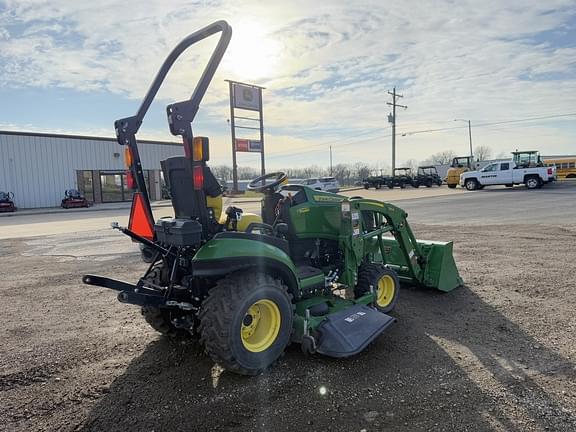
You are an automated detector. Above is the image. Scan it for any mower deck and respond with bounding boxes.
[315,304,396,357]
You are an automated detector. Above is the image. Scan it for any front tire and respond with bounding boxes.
[465,179,478,191]
[199,272,293,375]
[355,264,400,314]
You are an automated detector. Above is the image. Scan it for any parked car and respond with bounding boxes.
[301,177,340,193]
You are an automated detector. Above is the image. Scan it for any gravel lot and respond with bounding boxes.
[1,188,576,431]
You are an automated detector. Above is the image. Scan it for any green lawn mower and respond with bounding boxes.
[83,21,462,375]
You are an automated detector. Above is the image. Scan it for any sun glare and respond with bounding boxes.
[224,21,280,80]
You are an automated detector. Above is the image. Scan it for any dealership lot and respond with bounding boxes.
[1,182,575,431]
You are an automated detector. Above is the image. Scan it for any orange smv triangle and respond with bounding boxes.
[128,192,154,240]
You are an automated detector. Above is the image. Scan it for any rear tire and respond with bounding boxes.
[465,179,478,191]
[355,264,400,314]
[364,184,370,190]
[525,176,540,189]
[200,272,293,375]
[141,265,192,339]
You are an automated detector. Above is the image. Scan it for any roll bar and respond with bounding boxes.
[114,20,232,219]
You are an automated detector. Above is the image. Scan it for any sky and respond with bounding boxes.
[0,0,575,170]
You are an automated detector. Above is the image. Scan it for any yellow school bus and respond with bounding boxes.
[543,157,576,180]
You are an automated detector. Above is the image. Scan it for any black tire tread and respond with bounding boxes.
[140,265,190,339]
[355,263,400,314]
[199,272,293,376]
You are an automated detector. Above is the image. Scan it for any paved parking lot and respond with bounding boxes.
[1,182,573,239]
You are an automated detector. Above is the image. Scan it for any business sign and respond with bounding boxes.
[235,139,262,153]
[233,83,261,111]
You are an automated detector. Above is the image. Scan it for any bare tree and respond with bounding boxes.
[211,165,233,181]
[474,145,492,161]
[237,166,259,180]
[424,150,457,165]
[353,162,371,182]
[332,164,352,185]
[403,158,419,172]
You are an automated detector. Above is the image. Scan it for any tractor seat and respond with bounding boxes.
[213,231,290,256]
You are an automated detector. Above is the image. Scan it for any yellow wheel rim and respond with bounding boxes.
[241,299,281,352]
[376,275,395,308]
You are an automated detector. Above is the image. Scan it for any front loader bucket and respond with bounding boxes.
[380,238,463,292]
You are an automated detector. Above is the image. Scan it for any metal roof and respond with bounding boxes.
[0,130,181,146]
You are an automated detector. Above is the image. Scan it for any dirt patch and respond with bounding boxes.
[1,224,575,431]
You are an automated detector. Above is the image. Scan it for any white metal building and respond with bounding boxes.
[0,131,184,208]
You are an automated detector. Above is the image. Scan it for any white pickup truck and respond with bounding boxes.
[460,151,556,190]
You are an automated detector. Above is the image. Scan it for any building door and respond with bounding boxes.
[78,170,94,202]
[100,172,124,202]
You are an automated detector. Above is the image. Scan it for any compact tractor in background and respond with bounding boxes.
[61,189,91,209]
[82,21,463,375]
[0,191,17,212]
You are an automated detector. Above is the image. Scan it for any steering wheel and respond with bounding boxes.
[247,172,288,193]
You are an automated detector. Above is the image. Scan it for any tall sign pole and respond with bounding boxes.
[387,87,407,174]
[258,88,265,177]
[228,80,239,193]
[226,80,266,193]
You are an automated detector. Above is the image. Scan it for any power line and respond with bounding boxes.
[263,111,575,162]
[400,112,576,137]
[265,126,391,158]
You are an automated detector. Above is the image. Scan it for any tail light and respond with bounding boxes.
[193,166,204,190]
[126,171,136,189]
[124,147,133,168]
[183,136,210,161]
[547,168,553,175]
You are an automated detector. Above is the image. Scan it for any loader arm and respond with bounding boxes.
[342,198,461,292]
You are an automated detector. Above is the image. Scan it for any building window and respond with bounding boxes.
[100,173,124,202]
[99,170,150,202]
[79,171,94,202]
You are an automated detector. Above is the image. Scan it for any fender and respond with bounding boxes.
[192,237,300,297]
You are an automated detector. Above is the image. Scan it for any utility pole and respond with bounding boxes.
[454,119,473,160]
[387,87,407,174]
[467,120,473,160]
[329,145,333,176]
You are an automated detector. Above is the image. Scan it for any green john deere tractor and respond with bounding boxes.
[83,21,462,375]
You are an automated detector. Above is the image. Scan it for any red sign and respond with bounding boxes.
[235,139,261,153]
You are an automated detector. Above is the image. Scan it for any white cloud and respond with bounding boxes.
[0,0,575,166]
